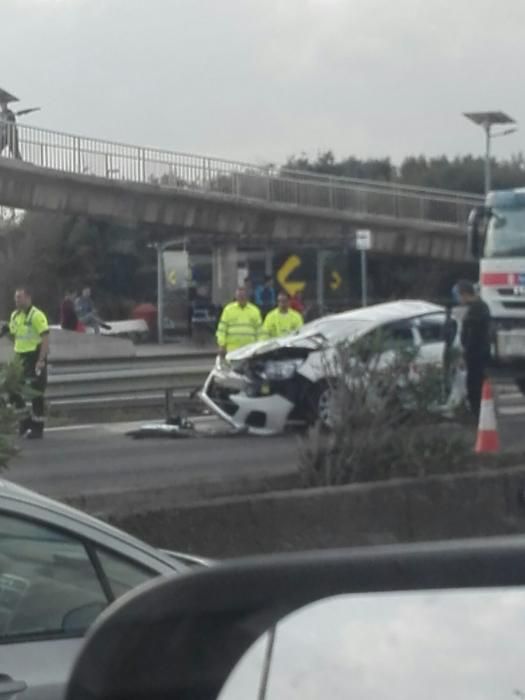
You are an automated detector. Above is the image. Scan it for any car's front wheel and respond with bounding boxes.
[313,382,336,430]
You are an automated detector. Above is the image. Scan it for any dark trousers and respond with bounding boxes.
[0,125,21,159]
[10,351,47,426]
[466,358,485,420]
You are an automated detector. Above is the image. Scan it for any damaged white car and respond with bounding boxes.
[200,300,457,435]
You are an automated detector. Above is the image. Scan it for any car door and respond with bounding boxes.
[375,320,419,368]
[0,511,155,700]
[412,312,448,366]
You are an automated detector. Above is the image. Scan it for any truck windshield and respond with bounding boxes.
[485,207,525,257]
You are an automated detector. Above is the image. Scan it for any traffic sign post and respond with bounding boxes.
[356,230,372,307]
[149,238,187,344]
[156,243,164,344]
[316,250,326,314]
[360,251,368,307]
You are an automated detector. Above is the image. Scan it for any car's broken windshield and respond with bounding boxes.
[299,318,371,342]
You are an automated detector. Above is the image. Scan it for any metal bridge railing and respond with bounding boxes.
[1,123,483,227]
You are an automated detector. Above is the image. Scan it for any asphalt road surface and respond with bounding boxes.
[8,417,300,515]
[492,380,525,452]
[7,380,525,516]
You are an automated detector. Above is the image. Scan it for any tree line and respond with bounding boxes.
[0,213,154,321]
[284,151,525,193]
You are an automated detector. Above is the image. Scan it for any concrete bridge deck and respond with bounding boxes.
[0,123,482,260]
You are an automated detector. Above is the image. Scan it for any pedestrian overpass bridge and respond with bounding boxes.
[0,123,482,262]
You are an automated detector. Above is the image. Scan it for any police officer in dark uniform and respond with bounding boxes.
[442,301,457,397]
[456,280,491,419]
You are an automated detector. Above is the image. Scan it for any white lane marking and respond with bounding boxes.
[497,391,523,401]
[46,424,98,433]
[498,406,525,416]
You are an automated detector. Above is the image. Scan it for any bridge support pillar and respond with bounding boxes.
[212,242,238,306]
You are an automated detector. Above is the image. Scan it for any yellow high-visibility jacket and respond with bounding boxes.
[216,302,262,352]
[261,307,303,340]
[9,306,49,354]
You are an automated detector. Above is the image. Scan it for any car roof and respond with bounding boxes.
[316,300,444,326]
[227,300,446,361]
[298,300,445,340]
[0,478,168,558]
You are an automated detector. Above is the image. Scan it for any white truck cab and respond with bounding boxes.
[469,188,525,382]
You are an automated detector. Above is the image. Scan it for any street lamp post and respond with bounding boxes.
[464,111,517,195]
[483,119,491,194]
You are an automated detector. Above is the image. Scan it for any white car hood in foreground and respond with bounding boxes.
[227,301,444,362]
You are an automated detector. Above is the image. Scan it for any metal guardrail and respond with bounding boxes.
[46,353,215,409]
[0,122,483,227]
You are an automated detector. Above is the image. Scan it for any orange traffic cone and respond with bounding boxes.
[475,379,500,453]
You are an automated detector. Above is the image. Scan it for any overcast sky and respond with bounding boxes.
[223,589,525,699]
[3,0,524,167]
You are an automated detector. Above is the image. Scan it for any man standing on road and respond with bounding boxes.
[456,279,491,420]
[8,287,50,439]
[262,292,303,340]
[216,286,262,356]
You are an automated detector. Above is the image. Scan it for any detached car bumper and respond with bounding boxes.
[199,360,296,436]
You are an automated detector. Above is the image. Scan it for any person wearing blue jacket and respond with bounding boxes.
[254,275,276,318]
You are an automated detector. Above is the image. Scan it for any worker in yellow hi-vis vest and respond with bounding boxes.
[262,292,303,340]
[7,286,50,439]
[216,286,262,355]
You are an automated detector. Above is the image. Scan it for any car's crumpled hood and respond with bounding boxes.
[226,332,326,362]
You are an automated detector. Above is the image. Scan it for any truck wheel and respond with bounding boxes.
[516,378,525,396]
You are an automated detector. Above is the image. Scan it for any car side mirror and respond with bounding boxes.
[62,601,106,634]
[66,540,525,700]
[467,206,489,259]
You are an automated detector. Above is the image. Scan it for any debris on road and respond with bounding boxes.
[125,414,245,439]
[126,415,196,439]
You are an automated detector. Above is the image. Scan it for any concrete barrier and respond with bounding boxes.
[0,329,136,364]
[109,465,525,559]
[47,329,136,362]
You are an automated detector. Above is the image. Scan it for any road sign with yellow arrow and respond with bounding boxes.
[330,270,342,291]
[277,255,306,296]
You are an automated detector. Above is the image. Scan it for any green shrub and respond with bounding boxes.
[0,359,25,470]
[299,337,470,487]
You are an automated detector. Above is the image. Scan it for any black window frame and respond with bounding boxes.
[94,545,159,601]
[0,509,157,645]
[414,312,447,345]
[371,320,417,351]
